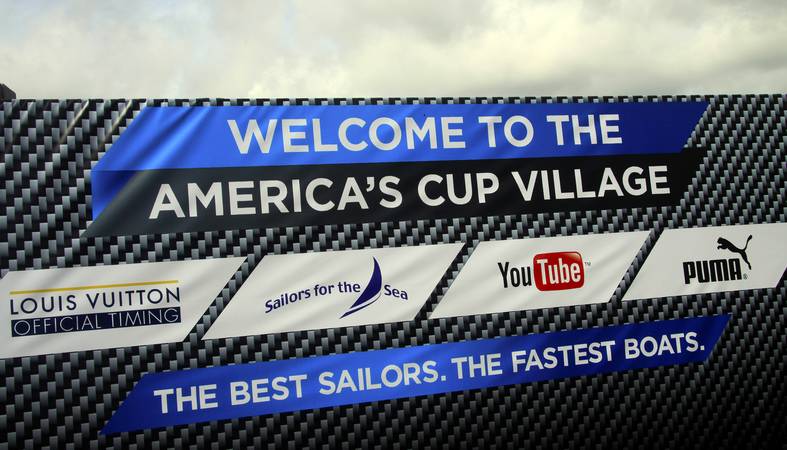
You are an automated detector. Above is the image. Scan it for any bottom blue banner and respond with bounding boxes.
[103,315,729,434]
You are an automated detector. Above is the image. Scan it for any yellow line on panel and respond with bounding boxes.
[9,280,179,295]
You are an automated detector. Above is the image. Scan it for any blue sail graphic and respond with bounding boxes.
[341,258,383,318]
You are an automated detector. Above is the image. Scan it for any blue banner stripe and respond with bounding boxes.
[102,315,728,434]
[98,102,707,171]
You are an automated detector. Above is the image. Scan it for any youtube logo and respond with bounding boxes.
[532,252,584,291]
[496,251,585,291]
[432,231,648,318]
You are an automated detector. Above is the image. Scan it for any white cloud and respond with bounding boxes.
[1,0,785,98]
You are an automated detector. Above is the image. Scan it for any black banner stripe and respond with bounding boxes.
[85,149,704,237]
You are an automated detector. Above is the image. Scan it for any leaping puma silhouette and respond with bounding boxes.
[717,235,752,270]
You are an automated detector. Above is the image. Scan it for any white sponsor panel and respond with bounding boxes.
[0,258,245,358]
[623,223,787,301]
[430,232,648,318]
[203,243,463,338]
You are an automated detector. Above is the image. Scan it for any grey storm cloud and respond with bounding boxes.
[1,0,785,98]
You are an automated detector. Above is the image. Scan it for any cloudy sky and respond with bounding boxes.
[2,0,786,99]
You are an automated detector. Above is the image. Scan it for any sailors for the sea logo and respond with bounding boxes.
[263,258,409,318]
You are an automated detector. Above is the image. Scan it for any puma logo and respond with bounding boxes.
[682,234,753,285]
[717,235,752,270]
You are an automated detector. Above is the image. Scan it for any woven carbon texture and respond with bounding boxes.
[0,95,785,449]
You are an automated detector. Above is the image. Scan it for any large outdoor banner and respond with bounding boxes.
[0,95,785,448]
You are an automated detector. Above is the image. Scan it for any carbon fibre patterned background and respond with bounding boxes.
[0,95,785,449]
